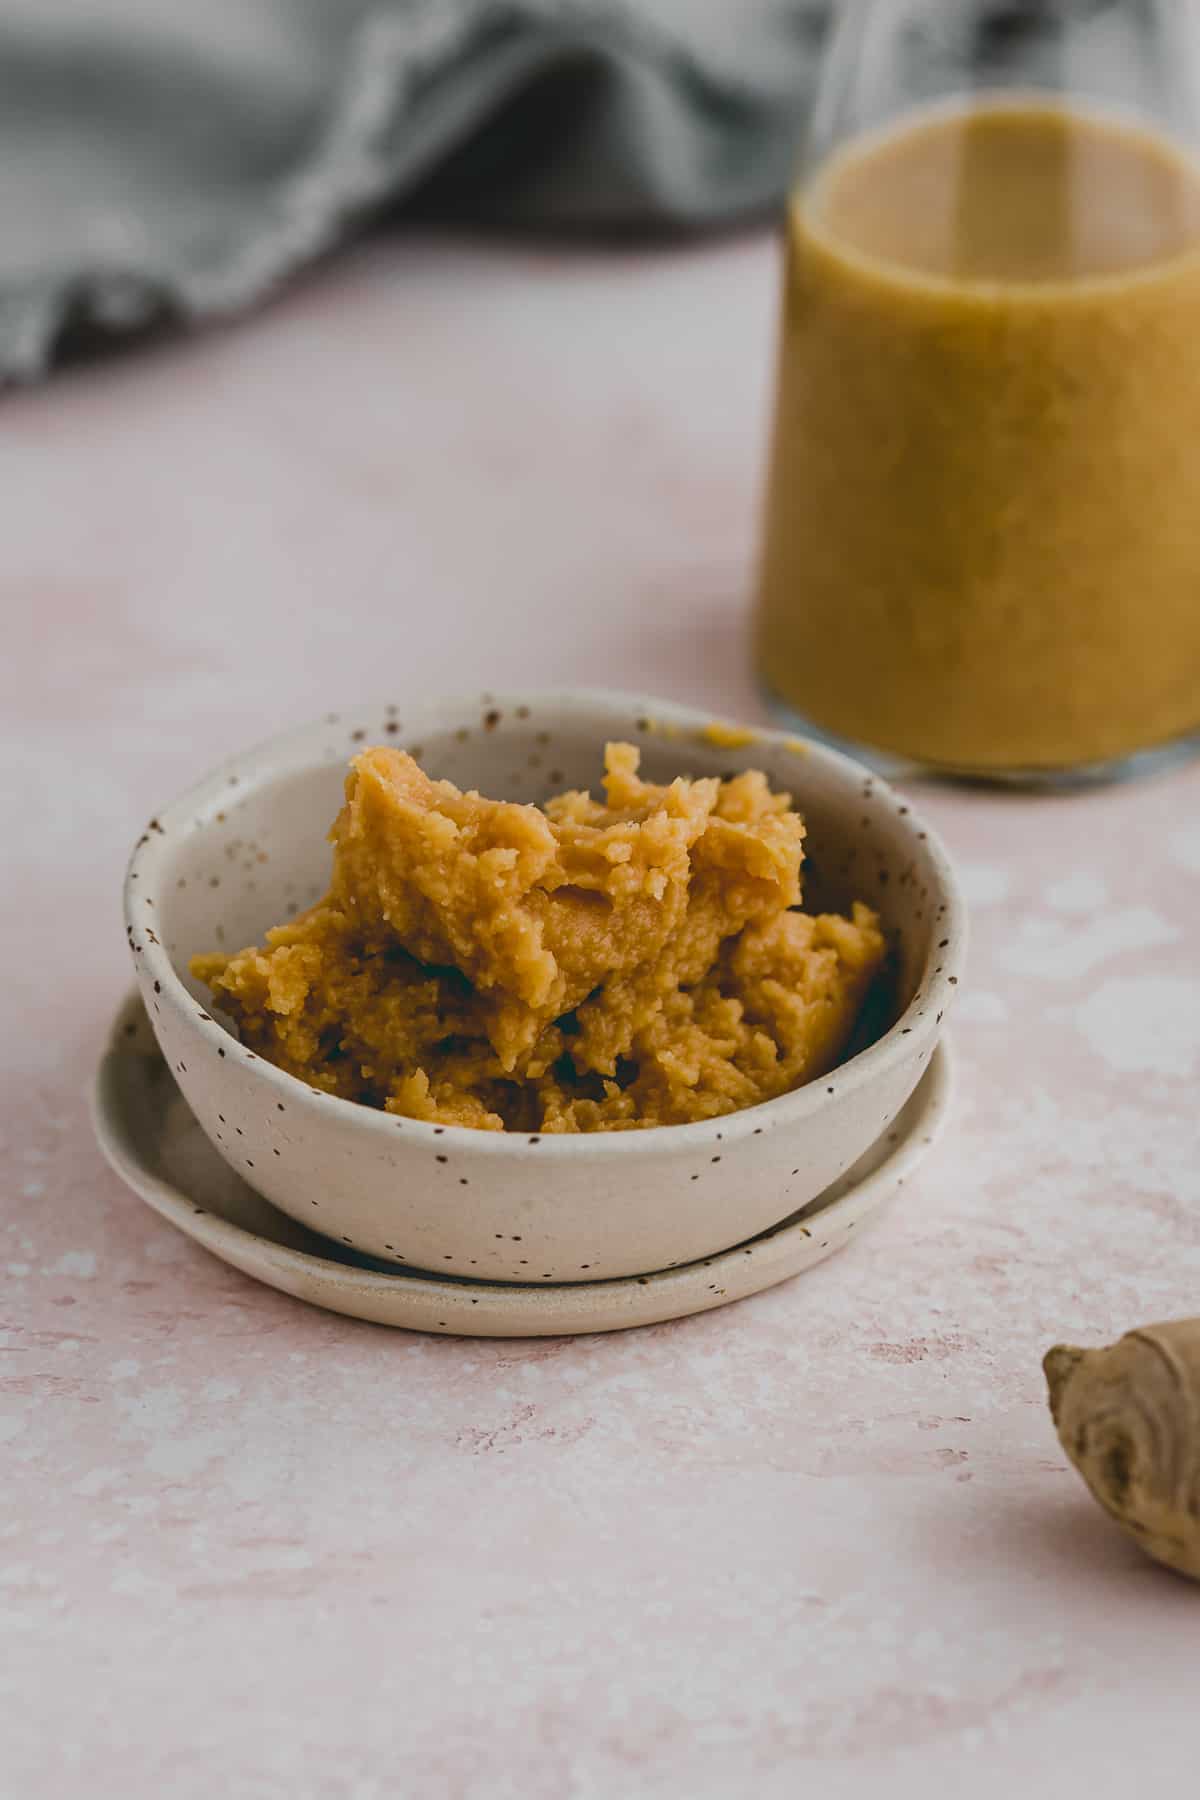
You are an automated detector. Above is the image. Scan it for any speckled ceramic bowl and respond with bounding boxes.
[123,691,965,1282]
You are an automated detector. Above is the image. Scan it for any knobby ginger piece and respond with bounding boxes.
[1045,1319,1200,1582]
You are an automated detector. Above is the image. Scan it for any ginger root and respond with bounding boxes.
[1044,1320,1200,1582]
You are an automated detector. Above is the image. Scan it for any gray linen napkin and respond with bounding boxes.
[0,0,829,381]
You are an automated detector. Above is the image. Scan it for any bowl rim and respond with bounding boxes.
[124,688,967,1157]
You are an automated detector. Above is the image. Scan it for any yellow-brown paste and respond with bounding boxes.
[193,745,884,1132]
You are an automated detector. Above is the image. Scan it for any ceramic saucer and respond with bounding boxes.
[92,990,953,1337]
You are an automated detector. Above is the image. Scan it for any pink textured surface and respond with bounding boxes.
[4,233,1199,1798]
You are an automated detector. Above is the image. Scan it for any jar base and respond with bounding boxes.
[758,686,1200,791]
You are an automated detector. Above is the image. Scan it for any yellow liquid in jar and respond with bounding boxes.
[755,100,1200,772]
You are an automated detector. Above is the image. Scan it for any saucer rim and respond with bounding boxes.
[91,988,954,1337]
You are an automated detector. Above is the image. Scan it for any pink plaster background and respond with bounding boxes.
[4,231,1199,1797]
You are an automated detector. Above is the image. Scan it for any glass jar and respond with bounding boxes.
[754,0,1200,782]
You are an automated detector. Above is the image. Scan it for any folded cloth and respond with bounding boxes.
[0,0,829,381]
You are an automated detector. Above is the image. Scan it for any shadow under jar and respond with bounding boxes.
[755,0,1200,783]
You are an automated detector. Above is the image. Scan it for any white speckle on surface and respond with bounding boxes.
[254,1545,315,1574]
[1075,976,1200,1074]
[1168,818,1200,874]
[109,1565,174,1600]
[144,1232,190,1266]
[6,1264,29,1278]
[222,1447,289,1505]
[74,1468,124,1498]
[144,1429,232,1481]
[0,1417,27,1446]
[957,863,1012,908]
[117,1385,184,1437]
[50,1251,97,1279]
[998,907,1176,981]
[88,1523,126,1547]
[121,1496,161,1519]
[20,1180,44,1200]
[955,991,1009,1025]
[201,1379,242,1403]
[692,1722,742,1748]
[109,1360,141,1381]
[55,1338,81,1355]
[1044,871,1108,912]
